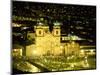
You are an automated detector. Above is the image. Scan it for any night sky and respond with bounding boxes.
[12,1,96,45]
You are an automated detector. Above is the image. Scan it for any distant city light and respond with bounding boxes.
[22,27,29,30]
[12,23,22,27]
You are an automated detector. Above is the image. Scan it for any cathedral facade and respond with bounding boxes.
[34,24,61,56]
[26,23,80,57]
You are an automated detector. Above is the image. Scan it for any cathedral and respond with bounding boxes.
[26,22,80,57]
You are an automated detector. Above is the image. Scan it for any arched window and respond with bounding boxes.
[45,30,48,33]
[39,31,41,34]
[56,31,58,34]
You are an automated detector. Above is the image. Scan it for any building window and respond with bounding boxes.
[45,30,48,33]
[56,31,58,34]
[39,31,41,34]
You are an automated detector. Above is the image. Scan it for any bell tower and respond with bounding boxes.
[53,25,60,36]
[34,23,50,55]
[34,26,44,37]
[52,22,61,46]
[51,22,61,55]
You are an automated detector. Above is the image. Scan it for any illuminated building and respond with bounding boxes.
[26,22,80,57]
[12,44,23,57]
[12,1,96,57]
